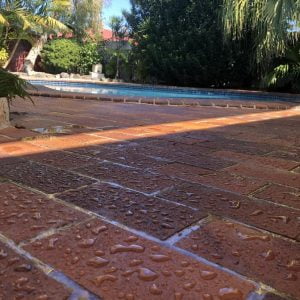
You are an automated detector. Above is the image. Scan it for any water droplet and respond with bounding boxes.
[174,270,185,277]
[0,249,8,259]
[249,210,263,216]
[161,223,175,229]
[71,256,80,264]
[286,260,300,271]
[87,257,109,268]
[129,259,143,267]
[95,250,105,257]
[191,244,198,251]
[138,267,158,281]
[269,216,290,224]
[162,270,171,277]
[285,273,297,281]
[218,287,243,300]
[181,261,190,267]
[14,264,32,272]
[47,238,58,250]
[92,225,108,235]
[149,254,171,263]
[261,250,275,261]
[110,244,145,254]
[124,236,139,243]
[237,232,270,242]
[125,294,134,300]
[200,270,217,280]
[150,283,163,295]
[78,238,96,248]
[174,292,183,300]
[183,281,196,291]
[93,274,118,287]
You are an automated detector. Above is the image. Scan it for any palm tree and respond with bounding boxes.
[262,43,300,91]
[223,0,300,63]
[0,0,71,69]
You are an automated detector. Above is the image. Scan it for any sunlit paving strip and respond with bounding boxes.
[0,108,299,159]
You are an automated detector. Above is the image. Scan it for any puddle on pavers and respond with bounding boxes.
[31,125,86,135]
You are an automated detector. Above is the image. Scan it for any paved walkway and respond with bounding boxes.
[0,96,299,300]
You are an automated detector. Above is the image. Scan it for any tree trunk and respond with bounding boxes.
[23,34,48,73]
[3,39,21,69]
[0,98,10,128]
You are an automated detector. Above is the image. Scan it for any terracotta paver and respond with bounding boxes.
[0,161,96,194]
[266,151,300,162]
[176,219,300,299]
[74,161,176,194]
[211,150,300,170]
[1,95,300,298]
[56,183,205,240]
[0,141,44,157]
[0,242,71,299]
[253,184,300,210]
[226,163,300,189]
[152,162,213,182]
[28,134,110,150]
[24,218,255,299]
[159,182,300,240]
[188,171,267,195]
[27,150,96,170]
[0,183,88,243]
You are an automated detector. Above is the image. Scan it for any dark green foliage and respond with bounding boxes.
[262,43,300,93]
[0,68,33,104]
[125,0,255,88]
[78,43,102,75]
[41,39,81,74]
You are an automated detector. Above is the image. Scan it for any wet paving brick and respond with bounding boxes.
[74,162,176,194]
[0,161,96,194]
[211,150,299,170]
[176,219,300,299]
[153,163,212,182]
[28,134,110,150]
[28,150,96,170]
[172,153,235,171]
[253,184,300,210]
[0,242,71,299]
[159,182,300,240]
[186,135,275,155]
[57,183,205,240]
[194,172,267,195]
[266,151,300,162]
[0,141,44,157]
[226,163,300,189]
[24,218,255,300]
[0,183,88,243]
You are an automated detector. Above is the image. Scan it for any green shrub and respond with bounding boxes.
[78,43,102,75]
[41,39,81,74]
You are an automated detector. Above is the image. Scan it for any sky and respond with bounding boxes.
[103,0,131,27]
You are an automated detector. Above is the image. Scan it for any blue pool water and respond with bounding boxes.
[29,80,299,102]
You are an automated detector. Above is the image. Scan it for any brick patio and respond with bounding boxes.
[0,96,299,299]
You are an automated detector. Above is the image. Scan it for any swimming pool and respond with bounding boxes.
[29,80,299,102]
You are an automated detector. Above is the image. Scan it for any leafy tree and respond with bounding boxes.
[0,0,71,69]
[78,43,102,74]
[223,0,300,64]
[108,16,129,79]
[125,0,255,88]
[262,43,300,92]
[69,0,104,42]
